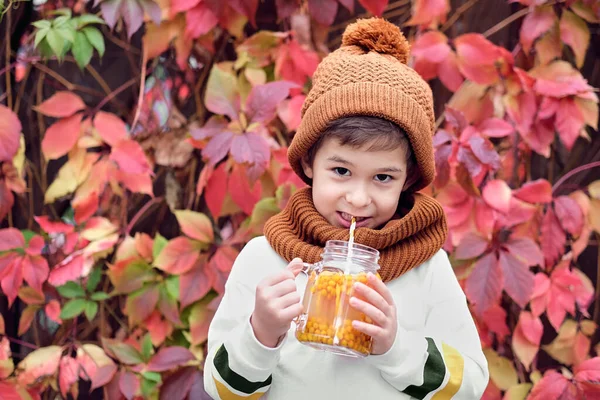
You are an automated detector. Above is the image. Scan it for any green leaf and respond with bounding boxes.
[55,26,76,43]
[142,370,161,383]
[84,301,98,321]
[50,8,72,18]
[45,29,66,59]
[82,26,105,57]
[141,376,159,398]
[90,292,110,301]
[60,298,87,319]
[75,14,107,28]
[101,338,144,365]
[152,234,167,260]
[34,28,49,49]
[141,334,153,361]
[21,230,37,247]
[165,276,179,300]
[32,20,51,29]
[72,31,93,69]
[87,267,102,292]
[57,281,86,298]
[52,15,71,28]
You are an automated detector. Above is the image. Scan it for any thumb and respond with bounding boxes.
[286,257,304,276]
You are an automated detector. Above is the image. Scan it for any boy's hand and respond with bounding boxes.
[250,258,304,348]
[349,273,398,355]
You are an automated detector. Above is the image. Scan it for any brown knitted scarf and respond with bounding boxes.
[264,188,448,282]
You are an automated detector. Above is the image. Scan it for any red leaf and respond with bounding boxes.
[21,255,49,294]
[482,305,510,341]
[468,136,500,170]
[185,2,219,38]
[117,170,154,196]
[498,250,534,308]
[145,311,173,346]
[119,370,140,400]
[541,208,566,268]
[308,0,337,26]
[74,192,99,224]
[228,163,262,215]
[174,210,214,243]
[229,0,259,26]
[230,132,271,168]
[533,61,594,98]
[555,97,585,150]
[465,252,503,316]
[407,0,449,26]
[560,10,590,68]
[147,346,195,372]
[209,246,239,273]
[189,300,215,345]
[437,52,463,92]
[203,131,234,166]
[454,233,489,260]
[412,31,450,63]
[513,179,552,204]
[94,112,128,146]
[159,367,198,400]
[245,81,297,124]
[170,0,200,14]
[554,196,584,236]
[528,370,573,400]
[1,256,23,307]
[454,33,504,85]
[0,382,22,400]
[48,254,87,287]
[530,273,550,317]
[154,237,200,274]
[520,6,556,53]
[512,311,543,370]
[0,182,14,222]
[110,139,152,175]
[275,39,319,86]
[277,94,305,132]
[18,305,38,335]
[205,162,228,218]
[482,179,512,214]
[35,91,86,118]
[41,113,83,160]
[59,356,80,397]
[125,285,159,325]
[158,286,181,325]
[479,118,514,138]
[505,237,544,268]
[180,260,212,309]
[357,0,388,16]
[45,300,62,324]
[0,228,25,251]
[0,105,22,162]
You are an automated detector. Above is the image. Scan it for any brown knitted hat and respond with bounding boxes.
[288,18,436,192]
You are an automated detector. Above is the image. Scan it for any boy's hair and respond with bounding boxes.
[304,116,419,191]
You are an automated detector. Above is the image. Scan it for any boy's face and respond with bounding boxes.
[302,137,409,229]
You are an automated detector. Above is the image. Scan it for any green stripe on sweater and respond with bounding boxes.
[213,345,272,394]
[402,338,447,399]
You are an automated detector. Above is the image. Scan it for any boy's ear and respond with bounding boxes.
[300,158,313,179]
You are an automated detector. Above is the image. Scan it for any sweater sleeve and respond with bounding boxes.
[365,251,489,399]
[203,239,284,399]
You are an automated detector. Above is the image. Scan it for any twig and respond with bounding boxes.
[32,63,106,98]
[36,72,47,194]
[441,0,480,32]
[593,233,600,323]
[5,8,12,109]
[84,63,112,95]
[130,43,148,130]
[482,8,529,38]
[13,63,31,115]
[91,77,137,114]
[125,196,164,235]
[551,161,600,194]
[104,31,141,55]
[2,335,39,350]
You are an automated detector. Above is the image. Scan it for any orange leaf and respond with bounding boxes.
[560,10,590,68]
[154,237,201,274]
[520,6,556,53]
[228,163,262,215]
[93,112,128,146]
[189,297,216,345]
[41,113,83,160]
[144,311,173,346]
[0,105,22,162]
[179,259,211,309]
[512,311,543,370]
[125,285,160,325]
[110,139,152,175]
[204,162,228,218]
[174,210,214,243]
[34,92,86,118]
[18,305,39,336]
[45,300,62,324]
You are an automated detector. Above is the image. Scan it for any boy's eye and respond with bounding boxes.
[375,174,392,183]
[333,167,350,176]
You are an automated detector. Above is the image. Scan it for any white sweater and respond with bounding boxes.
[203,236,489,400]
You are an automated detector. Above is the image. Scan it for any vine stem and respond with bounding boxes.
[130,43,148,130]
[2,335,39,350]
[91,77,137,115]
[593,233,600,324]
[482,7,529,38]
[124,196,163,235]
[5,7,12,109]
[441,0,480,32]
[551,161,600,194]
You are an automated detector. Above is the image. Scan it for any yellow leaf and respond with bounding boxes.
[484,348,518,391]
[542,319,590,366]
[44,149,99,203]
[81,217,118,241]
[589,181,600,199]
[16,345,62,386]
[587,198,600,233]
[581,320,597,337]
[560,10,590,68]
[504,383,532,400]
[530,370,542,384]
[574,97,599,131]
[12,135,26,177]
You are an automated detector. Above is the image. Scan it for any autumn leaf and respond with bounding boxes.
[0,105,22,163]
[18,305,39,336]
[229,132,271,170]
[512,311,543,370]
[205,65,239,120]
[455,33,510,86]
[244,81,297,124]
[101,337,144,365]
[542,319,590,366]
[307,0,338,26]
[498,250,535,308]
[541,207,566,268]
[407,0,450,26]
[465,252,503,316]
[34,91,86,118]
[512,179,552,204]
[58,356,80,398]
[110,139,152,175]
[560,10,590,68]
[16,345,62,386]
[228,163,262,215]
[119,370,141,399]
[554,195,584,237]
[146,346,195,372]
[482,180,512,214]
[100,0,161,38]
[188,296,216,345]
[275,38,319,86]
[125,285,159,325]
[154,237,202,274]
[277,94,305,131]
[0,337,14,379]
[179,258,212,309]
[45,149,99,203]
[174,210,214,243]
[484,348,518,391]
[520,6,556,53]
[94,111,128,146]
[41,113,83,160]
[77,344,118,390]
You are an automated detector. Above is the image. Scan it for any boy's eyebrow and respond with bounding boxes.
[326,155,403,173]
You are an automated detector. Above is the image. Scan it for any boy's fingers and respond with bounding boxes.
[367,273,395,306]
[286,257,304,276]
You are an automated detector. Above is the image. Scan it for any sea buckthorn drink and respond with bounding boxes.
[294,240,381,357]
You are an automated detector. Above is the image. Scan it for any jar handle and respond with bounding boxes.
[292,261,320,324]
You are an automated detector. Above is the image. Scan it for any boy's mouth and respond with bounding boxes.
[337,212,371,228]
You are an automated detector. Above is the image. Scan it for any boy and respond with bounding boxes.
[203,18,489,399]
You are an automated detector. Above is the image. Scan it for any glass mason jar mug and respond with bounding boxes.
[294,240,381,358]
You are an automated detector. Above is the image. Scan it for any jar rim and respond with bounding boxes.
[323,240,380,257]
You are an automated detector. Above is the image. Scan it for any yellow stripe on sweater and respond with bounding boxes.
[214,377,266,400]
[431,343,464,400]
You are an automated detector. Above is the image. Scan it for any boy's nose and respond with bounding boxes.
[345,186,372,209]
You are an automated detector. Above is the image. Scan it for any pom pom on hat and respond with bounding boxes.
[342,18,410,64]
